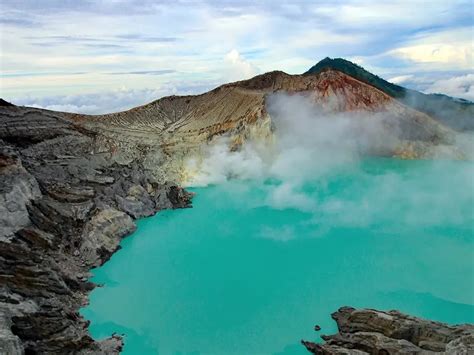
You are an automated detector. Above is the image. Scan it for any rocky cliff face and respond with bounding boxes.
[302,307,474,354]
[0,64,472,354]
[0,104,192,354]
[62,69,466,183]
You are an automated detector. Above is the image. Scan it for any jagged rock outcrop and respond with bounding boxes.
[0,105,193,354]
[0,147,41,237]
[80,208,136,267]
[302,307,474,354]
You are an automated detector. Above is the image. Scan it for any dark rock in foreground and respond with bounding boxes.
[0,105,193,354]
[0,99,14,107]
[302,307,474,354]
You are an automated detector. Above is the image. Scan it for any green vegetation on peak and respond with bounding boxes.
[305,57,405,98]
[305,58,473,131]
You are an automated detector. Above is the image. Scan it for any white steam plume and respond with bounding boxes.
[183,92,474,227]
[185,92,398,188]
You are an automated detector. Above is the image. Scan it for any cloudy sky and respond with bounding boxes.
[1,0,473,114]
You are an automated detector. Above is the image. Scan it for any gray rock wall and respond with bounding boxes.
[302,307,474,354]
[0,105,193,354]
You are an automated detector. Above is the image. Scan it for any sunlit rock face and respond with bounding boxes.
[302,307,474,354]
[2,67,468,189]
[61,68,466,184]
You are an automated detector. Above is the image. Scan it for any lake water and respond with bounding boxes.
[81,158,474,355]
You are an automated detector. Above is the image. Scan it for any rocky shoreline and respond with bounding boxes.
[1,86,472,353]
[302,307,474,354]
[0,102,193,354]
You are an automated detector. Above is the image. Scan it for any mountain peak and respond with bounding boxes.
[304,57,473,131]
[305,57,362,74]
[305,57,403,97]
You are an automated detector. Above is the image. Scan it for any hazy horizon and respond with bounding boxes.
[1,0,473,114]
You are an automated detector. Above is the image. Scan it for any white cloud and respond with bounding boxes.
[425,74,474,101]
[312,1,470,28]
[387,28,473,70]
[10,85,210,114]
[289,29,367,49]
[388,74,413,85]
[29,103,101,114]
[1,0,472,100]
[223,49,259,82]
[391,44,472,68]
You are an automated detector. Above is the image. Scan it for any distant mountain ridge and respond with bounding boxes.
[1,57,472,184]
[305,57,474,131]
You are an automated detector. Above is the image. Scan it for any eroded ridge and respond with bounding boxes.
[0,103,193,354]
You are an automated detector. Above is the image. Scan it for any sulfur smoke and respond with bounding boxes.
[185,92,400,187]
[184,93,474,226]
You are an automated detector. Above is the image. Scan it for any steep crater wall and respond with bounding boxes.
[0,105,192,354]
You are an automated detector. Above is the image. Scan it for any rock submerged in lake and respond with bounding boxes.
[302,307,474,354]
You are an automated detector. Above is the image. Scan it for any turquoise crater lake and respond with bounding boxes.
[82,158,474,355]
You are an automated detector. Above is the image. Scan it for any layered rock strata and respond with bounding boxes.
[67,69,465,183]
[0,103,192,354]
[302,307,474,354]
